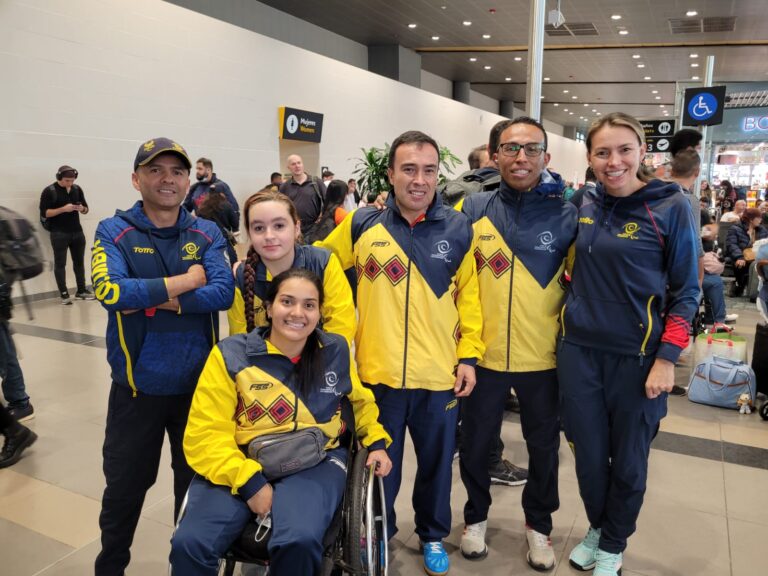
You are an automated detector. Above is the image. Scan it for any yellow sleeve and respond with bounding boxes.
[454,245,486,362]
[347,350,392,449]
[227,286,247,336]
[184,346,262,494]
[317,210,356,270]
[321,253,357,345]
[566,243,576,277]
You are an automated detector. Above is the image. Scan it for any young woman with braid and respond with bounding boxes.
[227,189,356,343]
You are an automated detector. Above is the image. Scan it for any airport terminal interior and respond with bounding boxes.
[2,1,768,575]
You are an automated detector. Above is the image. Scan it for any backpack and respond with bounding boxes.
[39,185,56,230]
[438,170,501,207]
[302,209,338,244]
[0,206,45,281]
[299,177,327,243]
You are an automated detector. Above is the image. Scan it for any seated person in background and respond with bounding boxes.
[170,269,392,576]
[726,208,768,296]
[720,198,745,223]
[758,200,768,228]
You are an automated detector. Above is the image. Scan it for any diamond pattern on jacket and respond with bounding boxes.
[267,395,294,424]
[363,255,383,281]
[383,256,407,285]
[486,250,512,278]
[474,248,487,272]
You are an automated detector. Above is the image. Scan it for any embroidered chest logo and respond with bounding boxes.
[617,222,640,240]
[181,242,201,261]
[320,371,342,396]
[431,240,452,263]
[371,240,390,247]
[132,247,154,254]
[579,216,594,225]
[534,231,557,254]
[478,233,495,241]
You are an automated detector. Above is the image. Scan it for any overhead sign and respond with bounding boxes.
[682,85,726,126]
[278,107,324,143]
[641,119,676,153]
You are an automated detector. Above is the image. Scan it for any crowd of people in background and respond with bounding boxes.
[2,113,767,576]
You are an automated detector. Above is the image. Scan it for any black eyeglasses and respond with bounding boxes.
[498,142,546,157]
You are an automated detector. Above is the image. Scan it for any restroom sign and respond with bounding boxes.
[278,107,324,143]
[683,86,726,127]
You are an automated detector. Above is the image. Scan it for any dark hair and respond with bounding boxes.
[670,149,701,178]
[270,172,282,182]
[324,180,348,210]
[494,116,548,152]
[196,157,213,170]
[721,180,734,196]
[584,166,596,183]
[670,129,702,157]
[242,189,301,333]
[264,268,325,398]
[347,178,356,185]
[467,145,487,169]
[196,186,227,220]
[387,130,440,168]
[742,208,762,225]
[488,120,510,155]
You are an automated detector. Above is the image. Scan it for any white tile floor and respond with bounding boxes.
[2,296,767,576]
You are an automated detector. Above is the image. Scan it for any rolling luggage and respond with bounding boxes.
[751,322,768,396]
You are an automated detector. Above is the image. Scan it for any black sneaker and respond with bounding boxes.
[8,403,34,423]
[670,385,687,397]
[75,290,95,300]
[489,459,528,486]
[0,425,37,468]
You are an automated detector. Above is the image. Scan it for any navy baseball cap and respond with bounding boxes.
[133,137,192,171]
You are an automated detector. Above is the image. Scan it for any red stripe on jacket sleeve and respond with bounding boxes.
[661,314,690,349]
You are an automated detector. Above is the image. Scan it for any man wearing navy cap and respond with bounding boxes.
[91,137,234,575]
[39,165,93,304]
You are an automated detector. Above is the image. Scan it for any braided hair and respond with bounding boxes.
[242,188,301,333]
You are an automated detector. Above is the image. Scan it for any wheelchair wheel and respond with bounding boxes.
[343,448,388,575]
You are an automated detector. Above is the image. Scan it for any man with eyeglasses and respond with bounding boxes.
[459,117,577,571]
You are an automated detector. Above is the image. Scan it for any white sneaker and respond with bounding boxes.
[725,313,739,323]
[460,520,488,559]
[526,526,555,571]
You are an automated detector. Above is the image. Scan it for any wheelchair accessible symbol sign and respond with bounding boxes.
[683,86,726,127]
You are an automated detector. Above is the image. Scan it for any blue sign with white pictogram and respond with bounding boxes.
[683,86,726,127]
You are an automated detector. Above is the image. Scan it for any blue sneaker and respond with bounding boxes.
[569,526,601,571]
[420,540,449,576]
[593,549,622,576]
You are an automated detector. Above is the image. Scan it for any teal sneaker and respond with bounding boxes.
[569,526,601,571]
[594,549,622,576]
[420,540,450,576]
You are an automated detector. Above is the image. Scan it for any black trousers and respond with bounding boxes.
[50,230,87,296]
[460,367,560,533]
[95,383,194,576]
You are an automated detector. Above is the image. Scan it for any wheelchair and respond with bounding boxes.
[171,419,388,575]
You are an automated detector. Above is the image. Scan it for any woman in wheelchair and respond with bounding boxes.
[171,269,392,575]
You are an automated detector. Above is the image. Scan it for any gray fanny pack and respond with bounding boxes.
[247,427,327,481]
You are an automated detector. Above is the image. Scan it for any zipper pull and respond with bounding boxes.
[638,353,645,367]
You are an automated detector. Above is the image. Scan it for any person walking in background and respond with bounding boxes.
[183,157,239,222]
[39,165,94,304]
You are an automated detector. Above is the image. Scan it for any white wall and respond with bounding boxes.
[1,0,587,297]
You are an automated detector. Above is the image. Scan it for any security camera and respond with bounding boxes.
[548,9,565,28]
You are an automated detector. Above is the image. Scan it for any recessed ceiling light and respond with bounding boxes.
[469,57,477,62]
[408,23,417,29]
[541,95,545,99]
[592,109,597,112]
[619,29,629,35]
[484,65,492,70]
[597,112,602,115]
[505,77,512,81]
[563,89,569,93]
[644,76,652,80]
[691,63,699,68]
[544,77,550,81]
[660,104,665,108]
[652,90,659,94]
[482,34,491,39]
[564,108,569,111]
[584,103,589,107]
[514,57,522,61]
[431,36,440,40]
[554,103,559,107]
[692,75,700,80]
[572,95,578,99]
[637,64,645,68]
[686,10,698,17]
[690,53,699,58]
[632,54,641,59]
[655,96,661,100]
[463,20,472,26]
[611,14,622,20]
[569,112,574,115]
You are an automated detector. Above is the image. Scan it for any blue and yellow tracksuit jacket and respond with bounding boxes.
[462,171,577,373]
[561,180,699,364]
[91,202,235,396]
[319,193,485,391]
[184,327,392,500]
[227,244,356,344]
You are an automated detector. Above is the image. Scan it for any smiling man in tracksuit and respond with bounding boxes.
[91,138,234,575]
[320,131,484,576]
[459,117,577,571]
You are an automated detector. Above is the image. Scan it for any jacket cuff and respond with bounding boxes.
[148,278,169,304]
[656,343,683,365]
[458,357,477,367]
[366,440,387,452]
[238,471,268,501]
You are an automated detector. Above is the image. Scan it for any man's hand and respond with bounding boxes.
[735,258,747,269]
[454,363,477,397]
[366,449,393,477]
[187,264,207,289]
[645,358,674,399]
[247,483,273,516]
[156,298,180,312]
